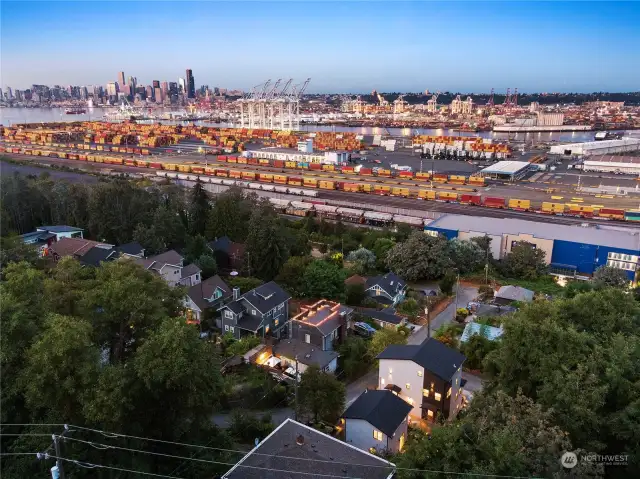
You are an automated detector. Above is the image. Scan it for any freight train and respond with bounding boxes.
[2,145,637,223]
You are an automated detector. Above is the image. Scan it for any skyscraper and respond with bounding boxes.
[161,81,169,97]
[118,71,125,91]
[154,87,163,103]
[178,77,185,94]
[106,82,117,97]
[128,76,136,92]
[152,80,160,89]
[185,69,195,99]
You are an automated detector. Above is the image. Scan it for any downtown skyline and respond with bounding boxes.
[2,1,640,93]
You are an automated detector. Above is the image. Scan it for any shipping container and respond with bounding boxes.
[343,183,361,193]
[361,184,373,193]
[274,175,288,184]
[391,187,410,197]
[437,192,458,202]
[597,208,625,220]
[309,163,323,171]
[273,160,285,168]
[341,166,355,174]
[217,155,228,162]
[216,169,229,177]
[285,161,298,169]
[376,169,392,177]
[288,177,303,186]
[541,202,566,214]
[237,157,247,164]
[248,158,259,165]
[418,190,437,200]
[484,196,506,208]
[258,173,274,183]
[322,164,335,172]
[567,205,595,217]
[319,181,335,190]
[359,167,373,176]
[399,171,414,179]
[624,210,640,222]
[303,178,318,188]
[508,199,531,211]
[468,177,486,186]
[227,156,238,163]
[242,172,257,181]
[125,159,136,167]
[374,185,391,195]
[460,194,482,205]
[433,173,448,183]
[229,170,242,179]
[259,159,270,166]
[448,175,466,185]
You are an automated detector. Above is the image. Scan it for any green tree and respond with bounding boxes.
[44,256,94,316]
[460,333,498,371]
[276,256,312,297]
[0,235,40,270]
[367,327,408,359]
[245,201,290,280]
[386,231,453,281]
[228,276,263,293]
[205,187,255,241]
[338,337,370,380]
[185,234,209,263]
[564,280,594,298]
[195,254,218,279]
[133,222,164,255]
[438,271,456,295]
[301,259,347,300]
[229,410,274,444]
[153,204,187,250]
[501,244,547,279]
[189,178,210,236]
[593,265,629,289]
[346,247,376,272]
[449,239,483,274]
[372,237,395,269]
[20,314,99,422]
[345,282,366,306]
[298,365,346,423]
[470,234,493,262]
[397,298,420,318]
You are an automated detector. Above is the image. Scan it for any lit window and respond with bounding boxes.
[446,388,451,398]
[305,334,310,344]
[406,397,414,406]
[389,367,393,374]
[275,319,279,326]
[423,389,430,397]
[455,377,459,386]
[427,410,434,419]
[405,383,411,390]
[373,430,383,441]
[417,370,423,377]
[265,325,270,333]
[434,392,442,401]
[430,382,435,389]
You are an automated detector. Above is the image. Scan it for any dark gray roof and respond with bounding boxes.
[495,285,534,302]
[377,339,466,381]
[366,272,406,296]
[273,339,339,369]
[342,390,412,438]
[222,418,395,479]
[358,309,403,325]
[116,242,145,257]
[187,275,231,311]
[292,302,352,337]
[208,236,232,253]
[37,225,83,233]
[180,263,202,279]
[148,249,183,267]
[237,314,263,332]
[221,300,245,315]
[242,281,291,314]
[20,231,56,243]
[79,246,116,267]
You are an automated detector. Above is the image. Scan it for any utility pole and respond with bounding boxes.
[294,355,299,421]
[425,306,430,339]
[38,425,70,479]
[453,272,460,321]
[53,434,65,479]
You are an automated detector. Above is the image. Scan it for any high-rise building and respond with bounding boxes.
[15,90,23,101]
[145,85,153,100]
[185,69,195,99]
[178,77,186,94]
[5,87,13,99]
[152,80,160,89]
[161,81,169,97]
[154,87,163,103]
[118,71,126,90]
[80,86,88,100]
[106,82,118,97]
[128,76,136,92]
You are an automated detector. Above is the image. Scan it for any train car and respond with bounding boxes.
[136,160,150,168]
[261,184,276,192]
[315,204,340,220]
[177,165,191,173]
[597,208,625,220]
[288,177,303,187]
[393,215,425,229]
[567,205,595,217]
[437,192,458,202]
[301,189,319,198]
[508,199,531,211]
[484,196,506,208]
[391,187,410,197]
[237,157,248,164]
[415,172,431,181]
[274,175,288,184]
[448,175,466,185]
[359,167,373,176]
[468,176,485,186]
[242,171,257,181]
[285,161,297,169]
[376,169,392,178]
[432,173,448,184]
[258,173,273,183]
[374,185,391,195]
[361,184,373,193]
[79,154,88,161]
[259,159,270,166]
[398,171,414,179]
[342,166,356,174]
[247,158,259,166]
[319,180,335,190]
[227,156,238,164]
[337,207,365,223]
[191,166,205,175]
[309,163,322,171]
[460,194,482,205]
[149,162,163,169]
[298,162,309,170]
[229,170,243,179]
[286,201,313,217]
[624,210,640,222]
[273,160,285,168]
[248,182,262,190]
[216,169,230,177]
[364,211,394,227]
[303,178,318,188]
[418,190,437,200]
[287,188,304,196]
[343,183,361,193]
[273,186,290,194]
[322,164,335,172]
[541,202,566,214]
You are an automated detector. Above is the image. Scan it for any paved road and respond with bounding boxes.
[345,285,479,407]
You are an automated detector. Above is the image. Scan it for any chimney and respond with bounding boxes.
[233,287,240,301]
[296,434,305,446]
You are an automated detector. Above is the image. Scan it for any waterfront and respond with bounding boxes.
[1,107,635,143]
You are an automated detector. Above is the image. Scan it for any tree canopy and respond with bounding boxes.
[298,365,345,424]
[501,243,548,279]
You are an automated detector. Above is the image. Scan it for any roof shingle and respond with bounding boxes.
[377,339,466,381]
[342,390,412,438]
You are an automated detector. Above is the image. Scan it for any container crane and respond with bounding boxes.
[427,91,440,113]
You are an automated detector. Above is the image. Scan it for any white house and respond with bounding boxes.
[342,389,412,454]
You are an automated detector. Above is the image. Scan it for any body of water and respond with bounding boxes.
[1,107,632,144]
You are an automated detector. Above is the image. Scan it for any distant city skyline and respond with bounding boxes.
[2,1,639,92]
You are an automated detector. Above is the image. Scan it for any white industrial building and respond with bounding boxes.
[243,148,349,165]
[580,155,640,175]
[477,160,532,180]
[550,138,640,157]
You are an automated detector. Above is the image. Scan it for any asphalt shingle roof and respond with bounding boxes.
[366,272,406,296]
[116,242,145,257]
[377,339,466,381]
[187,275,231,311]
[342,390,412,438]
[358,309,403,325]
[180,263,202,279]
[222,418,395,479]
[273,339,339,369]
[50,237,111,258]
[79,246,116,267]
[242,281,291,314]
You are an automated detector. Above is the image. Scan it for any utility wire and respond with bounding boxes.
[61,428,537,478]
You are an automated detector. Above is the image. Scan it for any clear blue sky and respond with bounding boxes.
[2,1,639,93]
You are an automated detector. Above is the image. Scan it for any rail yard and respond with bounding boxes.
[3,121,640,226]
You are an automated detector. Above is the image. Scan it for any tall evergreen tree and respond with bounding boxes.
[188,178,210,236]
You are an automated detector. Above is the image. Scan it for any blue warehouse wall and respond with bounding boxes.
[425,227,459,240]
[552,240,640,279]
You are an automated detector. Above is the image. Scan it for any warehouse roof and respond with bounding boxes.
[427,214,640,251]
[478,161,531,175]
[584,155,640,165]
[553,138,640,151]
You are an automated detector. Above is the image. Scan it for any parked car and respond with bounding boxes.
[353,322,377,338]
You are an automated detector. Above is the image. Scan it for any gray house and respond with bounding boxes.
[218,281,291,340]
[342,389,412,454]
[365,272,407,306]
[184,275,232,325]
[134,250,202,288]
[289,300,353,352]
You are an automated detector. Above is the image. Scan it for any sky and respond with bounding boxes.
[2,1,639,93]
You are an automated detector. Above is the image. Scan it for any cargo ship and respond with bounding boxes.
[65,108,86,115]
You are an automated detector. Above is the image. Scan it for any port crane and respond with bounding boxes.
[427,91,440,113]
[487,88,495,108]
[393,94,408,117]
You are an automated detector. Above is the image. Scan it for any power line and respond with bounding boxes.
[41,454,187,478]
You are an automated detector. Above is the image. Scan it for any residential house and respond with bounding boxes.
[218,281,291,340]
[115,242,145,258]
[222,418,396,479]
[49,237,113,262]
[494,285,534,305]
[134,250,201,287]
[365,272,407,306]
[290,300,353,351]
[20,225,85,255]
[342,389,412,455]
[272,339,339,374]
[184,275,232,325]
[377,338,466,422]
[460,322,504,343]
[208,236,246,272]
[78,246,118,267]
[357,308,405,329]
